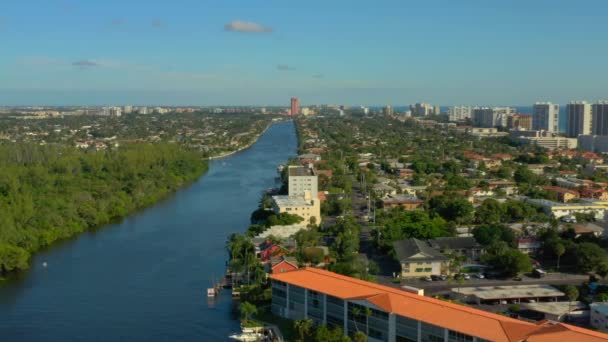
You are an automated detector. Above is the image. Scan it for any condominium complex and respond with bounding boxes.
[290,97,300,116]
[507,114,532,131]
[592,101,608,135]
[410,103,438,116]
[579,135,608,153]
[566,101,592,137]
[270,268,608,342]
[472,107,514,128]
[448,106,473,122]
[532,102,559,132]
[511,130,577,150]
[272,165,321,224]
[287,166,318,198]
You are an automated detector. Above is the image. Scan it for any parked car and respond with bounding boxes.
[473,273,485,279]
[463,274,471,280]
[512,276,523,281]
[422,276,433,282]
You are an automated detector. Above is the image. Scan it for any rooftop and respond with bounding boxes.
[393,238,447,262]
[288,165,314,177]
[270,268,608,342]
[522,301,587,316]
[453,284,564,300]
[272,195,314,207]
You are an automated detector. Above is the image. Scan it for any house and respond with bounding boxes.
[393,238,447,278]
[428,237,484,263]
[260,244,285,262]
[397,168,415,179]
[519,301,588,322]
[298,153,321,162]
[268,256,298,274]
[487,181,518,195]
[528,164,550,175]
[517,237,541,255]
[381,194,424,211]
[580,187,608,201]
[570,223,605,238]
[542,186,580,203]
[314,169,333,179]
[372,183,397,196]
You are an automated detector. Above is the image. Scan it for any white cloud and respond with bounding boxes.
[224,20,272,33]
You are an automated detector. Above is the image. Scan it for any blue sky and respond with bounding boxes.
[0,0,607,106]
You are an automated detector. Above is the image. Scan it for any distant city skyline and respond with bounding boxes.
[1,0,608,106]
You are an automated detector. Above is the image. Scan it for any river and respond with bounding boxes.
[0,120,297,341]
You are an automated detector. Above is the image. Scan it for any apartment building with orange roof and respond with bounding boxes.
[269,268,608,342]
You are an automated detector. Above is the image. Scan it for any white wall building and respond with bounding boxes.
[448,106,473,121]
[533,102,559,132]
[566,101,592,137]
[288,166,318,199]
[473,107,514,128]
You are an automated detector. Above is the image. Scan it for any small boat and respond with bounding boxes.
[228,332,264,341]
[207,288,216,297]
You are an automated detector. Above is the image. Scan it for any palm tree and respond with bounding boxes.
[239,301,257,324]
[353,331,367,342]
[564,285,579,320]
[553,243,565,271]
[293,318,313,342]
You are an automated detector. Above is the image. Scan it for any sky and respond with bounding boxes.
[0,0,607,106]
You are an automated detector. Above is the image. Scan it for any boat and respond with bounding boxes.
[228,332,264,341]
[207,288,216,297]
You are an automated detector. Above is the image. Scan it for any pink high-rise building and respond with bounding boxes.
[290,97,299,116]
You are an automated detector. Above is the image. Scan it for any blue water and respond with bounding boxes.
[0,121,297,341]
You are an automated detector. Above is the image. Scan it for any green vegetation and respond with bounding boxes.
[0,143,207,273]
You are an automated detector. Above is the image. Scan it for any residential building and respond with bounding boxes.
[290,97,300,116]
[269,268,608,342]
[381,194,424,211]
[592,101,608,135]
[410,103,436,116]
[472,107,514,128]
[566,101,592,137]
[511,130,578,150]
[383,105,394,116]
[533,102,560,132]
[448,106,473,121]
[288,166,318,199]
[542,186,580,203]
[507,114,532,130]
[524,198,606,220]
[464,127,509,138]
[268,256,299,274]
[393,239,447,278]
[428,237,483,263]
[579,135,608,153]
[271,194,321,225]
[517,237,541,255]
[591,303,608,332]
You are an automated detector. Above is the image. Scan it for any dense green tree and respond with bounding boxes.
[428,195,474,224]
[473,224,516,247]
[294,318,314,342]
[475,199,504,224]
[482,241,532,277]
[376,209,450,248]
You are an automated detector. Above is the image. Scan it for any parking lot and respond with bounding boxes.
[376,272,589,296]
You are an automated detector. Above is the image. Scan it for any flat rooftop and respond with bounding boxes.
[523,301,586,315]
[453,284,564,300]
[272,195,313,207]
[289,166,314,177]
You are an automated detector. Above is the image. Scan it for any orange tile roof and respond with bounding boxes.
[270,268,608,342]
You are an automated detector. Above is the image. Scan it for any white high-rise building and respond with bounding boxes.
[287,165,318,199]
[532,102,559,132]
[410,103,435,116]
[566,101,592,138]
[123,105,133,114]
[448,106,473,121]
[473,107,514,128]
[592,101,608,136]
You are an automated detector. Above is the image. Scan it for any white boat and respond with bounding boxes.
[207,288,216,297]
[228,332,264,341]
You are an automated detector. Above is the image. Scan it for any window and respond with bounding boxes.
[424,268,432,272]
[415,268,423,272]
[448,330,474,342]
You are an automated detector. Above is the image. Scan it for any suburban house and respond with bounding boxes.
[517,237,541,255]
[542,186,579,203]
[381,194,424,211]
[267,256,299,274]
[428,237,484,263]
[393,239,447,278]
